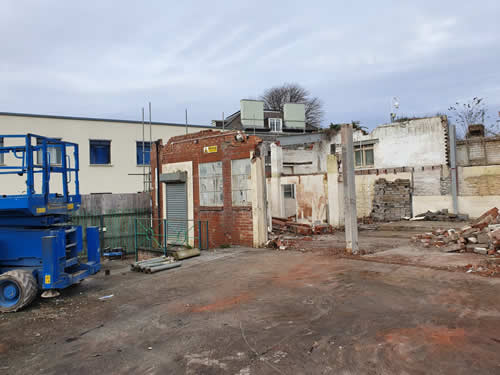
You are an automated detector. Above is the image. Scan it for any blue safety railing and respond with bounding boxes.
[0,134,80,217]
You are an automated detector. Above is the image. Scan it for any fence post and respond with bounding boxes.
[198,220,201,250]
[134,217,138,262]
[99,214,105,251]
[206,221,209,250]
[163,219,167,256]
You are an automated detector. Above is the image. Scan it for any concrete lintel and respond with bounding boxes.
[276,132,325,146]
[160,171,187,184]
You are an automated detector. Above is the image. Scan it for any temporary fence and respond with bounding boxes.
[70,209,151,256]
[134,218,209,261]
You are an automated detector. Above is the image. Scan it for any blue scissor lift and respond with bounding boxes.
[0,134,100,312]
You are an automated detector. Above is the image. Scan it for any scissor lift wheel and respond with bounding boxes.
[0,270,38,312]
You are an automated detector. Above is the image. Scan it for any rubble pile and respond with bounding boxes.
[268,217,334,250]
[411,207,500,255]
[411,208,469,222]
[272,217,334,236]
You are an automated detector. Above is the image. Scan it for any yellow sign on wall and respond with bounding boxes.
[45,275,51,284]
[203,146,218,153]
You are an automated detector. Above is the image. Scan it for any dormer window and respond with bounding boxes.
[269,118,282,132]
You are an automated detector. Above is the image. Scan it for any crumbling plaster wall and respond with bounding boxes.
[457,137,500,166]
[323,116,448,170]
[355,172,412,218]
[412,165,500,218]
[277,174,328,224]
[281,148,321,174]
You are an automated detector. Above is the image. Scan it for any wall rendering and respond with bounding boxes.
[0,113,212,195]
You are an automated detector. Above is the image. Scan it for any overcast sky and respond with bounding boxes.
[2,1,499,129]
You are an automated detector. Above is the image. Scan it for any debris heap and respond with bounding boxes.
[411,208,469,222]
[411,207,500,255]
[268,217,333,250]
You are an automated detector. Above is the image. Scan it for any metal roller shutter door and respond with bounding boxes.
[165,183,187,245]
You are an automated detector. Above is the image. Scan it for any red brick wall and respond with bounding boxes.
[151,130,261,248]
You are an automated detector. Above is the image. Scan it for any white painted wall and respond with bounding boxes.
[324,116,448,170]
[0,114,211,195]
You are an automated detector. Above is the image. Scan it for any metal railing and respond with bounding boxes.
[70,209,151,256]
[133,218,209,261]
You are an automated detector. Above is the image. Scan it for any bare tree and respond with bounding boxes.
[448,97,498,138]
[260,83,324,128]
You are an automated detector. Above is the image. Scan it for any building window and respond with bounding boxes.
[265,150,271,165]
[283,184,295,198]
[0,137,3,165]
[199,161,223,206]
[231,158,251,206]
[90,140,111,165]
[354,144,374,168]
[330,144,336,155]
[269,118,282,132]
[136,141,151,166]
[36,138,62,165]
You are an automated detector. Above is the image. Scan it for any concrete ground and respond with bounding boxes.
[2,225,500,374]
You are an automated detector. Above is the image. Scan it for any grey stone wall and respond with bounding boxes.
[371,178,411,221]
[79,192,151,214]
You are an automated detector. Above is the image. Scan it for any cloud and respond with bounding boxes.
[0,0,499,128]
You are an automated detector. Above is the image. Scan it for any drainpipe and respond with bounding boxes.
[449,124,459,214]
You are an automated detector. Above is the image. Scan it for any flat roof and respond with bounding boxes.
[0,112,213,129]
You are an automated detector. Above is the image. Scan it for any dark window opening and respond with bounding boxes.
[90,140,111,165]
[283,184,295,198]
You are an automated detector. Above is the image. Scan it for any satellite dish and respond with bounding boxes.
[392,97,400,109]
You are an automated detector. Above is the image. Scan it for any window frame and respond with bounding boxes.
[269,118,283,132]
[136,141,152,166]
[198,161,223,206]
[231,158,251,206]
[354,143,374,168]
[89,139,111,165]
[283,184,295,199]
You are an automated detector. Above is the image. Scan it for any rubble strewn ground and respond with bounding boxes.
[3,213,500,374]
[411,208,470,222]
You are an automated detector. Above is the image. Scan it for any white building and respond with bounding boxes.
[0,112,212,195]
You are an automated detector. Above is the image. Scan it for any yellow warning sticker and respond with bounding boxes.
[36,207,46,214]
[45,275,51,284]
[67,203,74,210]
[203,145,218,153]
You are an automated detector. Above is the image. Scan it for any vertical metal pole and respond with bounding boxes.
[198,220,201,250]
[449,123,459,214]
[222,112,225,131]
[99,215,105,251]
[206,221,209,250]
[74,144,80,197]
[185,108,188,134]
[134,217,138,262]
[149,102,152,192]
[341,123,359,254]
[61,144,68,201]
[142,107,145,192]
[163,219,167,256]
